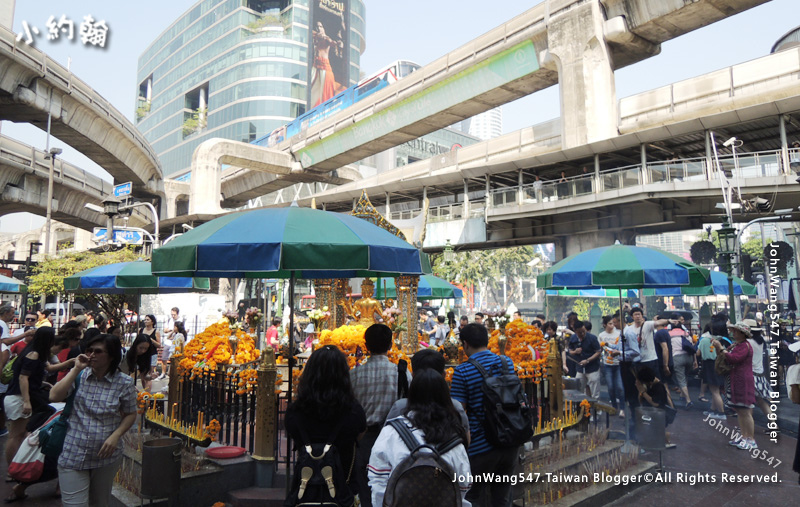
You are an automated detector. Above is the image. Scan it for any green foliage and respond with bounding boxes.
[182,107,207,137]
[432,246,540,307]
[245,14,281,31]
[135,101,150,120]
[572,299,590,321]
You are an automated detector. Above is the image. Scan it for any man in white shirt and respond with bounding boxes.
[623,307,668,378]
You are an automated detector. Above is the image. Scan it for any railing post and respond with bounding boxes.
[518,169,524,206]
[253,348,278,486]
[640,144,649,184]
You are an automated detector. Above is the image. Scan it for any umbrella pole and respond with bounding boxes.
[286,271,296,494]
[618,290,633,446]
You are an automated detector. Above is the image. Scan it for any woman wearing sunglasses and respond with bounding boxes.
[50,334,136,506]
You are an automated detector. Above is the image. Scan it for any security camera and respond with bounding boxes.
[723,137,738,147]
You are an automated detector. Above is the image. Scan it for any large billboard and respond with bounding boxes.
[308,0,350,109]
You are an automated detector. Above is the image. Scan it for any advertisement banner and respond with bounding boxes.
[308,0,350,109]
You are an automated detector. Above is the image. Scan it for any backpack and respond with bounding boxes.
[468,356,533,448]
[382,418,463,507]
[285,419,355,507]
[0,355,17,385]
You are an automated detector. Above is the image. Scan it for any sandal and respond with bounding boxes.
[698,397,709,403]
[4,485,26,504]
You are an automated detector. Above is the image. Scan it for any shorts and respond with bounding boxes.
[3,394,30,421]
[672,353,693,388]
[701,359,724,387]
[754,373,771,400]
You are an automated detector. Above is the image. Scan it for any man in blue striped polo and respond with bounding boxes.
[451,323,519,507]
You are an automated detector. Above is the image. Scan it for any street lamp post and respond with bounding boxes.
[102,197,121,245]
[43,147,62,256]
[717,218,737,322]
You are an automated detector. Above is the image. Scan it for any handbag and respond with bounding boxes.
[39,373,81,458]
[715,347,732,376]
[664,405,678,426]
[9,410,62,483]
[680,336,697,355]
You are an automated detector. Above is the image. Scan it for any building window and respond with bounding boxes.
[183,83,210,138]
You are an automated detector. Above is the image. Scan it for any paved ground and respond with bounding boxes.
[1,377,797,506]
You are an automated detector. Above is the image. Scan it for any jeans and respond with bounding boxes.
[465,446,519,507]
[603,364,625,410]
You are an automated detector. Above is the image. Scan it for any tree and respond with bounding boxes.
[27,247,144,325]
[432,246,540,307]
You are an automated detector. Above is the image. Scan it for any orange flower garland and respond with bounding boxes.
[580,399,591,417]
[176,321,261,376]
[204,419,221,441]
[486,321,550,384]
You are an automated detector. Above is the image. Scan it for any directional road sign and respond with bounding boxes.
[114,182,132,198]
[92,228,144,245]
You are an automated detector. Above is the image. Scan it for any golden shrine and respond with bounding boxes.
[312,190,421,353]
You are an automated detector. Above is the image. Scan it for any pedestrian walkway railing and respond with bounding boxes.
[487,147,793,210]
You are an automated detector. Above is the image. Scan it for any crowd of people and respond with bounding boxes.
[0,303,190,505]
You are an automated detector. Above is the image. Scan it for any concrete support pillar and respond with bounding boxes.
[547,1,618,148]
[640,144,648,184]
[518,169,524,206]
[463,179,470,218]
[779,114,790,174]
[385,192,391,218]
[705,130,714,180]
[146,78,153,103]
[594,154,601,193]
[485,175,490,207]
[198,87,207,124]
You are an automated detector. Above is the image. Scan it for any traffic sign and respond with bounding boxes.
[92,228,144,245]
[114,182,132,198]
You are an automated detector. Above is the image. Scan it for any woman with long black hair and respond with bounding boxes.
[285,345,366,504]
[368,369,472,506]
[119,334,157,392]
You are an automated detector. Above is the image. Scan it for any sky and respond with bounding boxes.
[0,0,795,233]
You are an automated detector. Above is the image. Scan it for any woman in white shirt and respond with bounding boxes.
[368,369,471,506]
[746,321,775,433]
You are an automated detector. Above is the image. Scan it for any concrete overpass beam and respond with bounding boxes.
[189,139,293,215]
[547,1,619,148]
[560,230,633,260]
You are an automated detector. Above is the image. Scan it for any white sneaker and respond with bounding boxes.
[618,410,625,418]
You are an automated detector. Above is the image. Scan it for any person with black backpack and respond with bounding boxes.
[368,369,471,506]
[451,323,531,507]
[285,346,367,506]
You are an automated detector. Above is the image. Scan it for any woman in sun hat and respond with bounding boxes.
[713,322,756,451]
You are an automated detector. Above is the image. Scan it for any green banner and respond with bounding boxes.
[297,39,540,168]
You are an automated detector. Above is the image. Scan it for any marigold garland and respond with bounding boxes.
[486,321,550,383]
[580,399,591,417]
[204,419,221,441]
[318,324,412,372]
[176,321,261,377]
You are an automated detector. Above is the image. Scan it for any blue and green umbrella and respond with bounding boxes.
[64,261,210,294]
[151,207,422,279]
[537,244,710,290]
[545,288,639,298]
[376,274,463,300]
[0,274,26,293]
[642,270,756,297]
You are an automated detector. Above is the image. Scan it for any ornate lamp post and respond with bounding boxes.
[717,218,737,322]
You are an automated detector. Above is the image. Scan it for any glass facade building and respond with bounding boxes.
[136,0,366,177]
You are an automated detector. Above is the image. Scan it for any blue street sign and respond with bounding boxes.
[92,228,144,245]
[114,182,132,197]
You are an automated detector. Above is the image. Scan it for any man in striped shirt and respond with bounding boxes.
[451,323,519,507]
